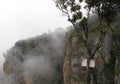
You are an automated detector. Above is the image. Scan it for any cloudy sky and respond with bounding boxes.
[0,0,72,68]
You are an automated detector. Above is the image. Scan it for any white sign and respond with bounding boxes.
[81,59,95,68]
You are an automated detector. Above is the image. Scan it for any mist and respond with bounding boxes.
[0,0,71,77]
[3,28,70,84]
[2,13,100,84]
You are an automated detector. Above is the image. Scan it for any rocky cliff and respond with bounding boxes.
[3,28,68,84]
[64,30,114,84]
[63,14,120,84]
[3,15,120,84]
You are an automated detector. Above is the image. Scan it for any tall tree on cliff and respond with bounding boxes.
[53,0,120,84]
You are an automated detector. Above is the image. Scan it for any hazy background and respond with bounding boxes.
[0,0,71,70]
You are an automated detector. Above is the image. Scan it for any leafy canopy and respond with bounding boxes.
[54,0,120,26]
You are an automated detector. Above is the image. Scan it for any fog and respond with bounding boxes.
[2,28,71,84]
[0,0,71,73]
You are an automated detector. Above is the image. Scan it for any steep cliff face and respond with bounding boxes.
[63,14,120,84]
[3,28,68,84]
[64,29,114,84]
[64,31,88,84]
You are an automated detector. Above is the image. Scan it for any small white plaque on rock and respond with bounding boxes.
[81,59,95,68]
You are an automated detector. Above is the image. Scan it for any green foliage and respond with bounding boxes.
[54,0,120,31]
[85,0,120,24]
[111,33,120,76]
[112,31,120,76]
[71,5,81,12]
[89,22,109,34]
[71,12,82,22]
[102,53,116,84]
[85,0,96,7]
[71,31,78,37]
[54,0,83,25]
[79,0,83,2]
[103,18,120,84]
[112,41,120,60]
[112,20,120,60]
[80,17,87,26]
[72,75,79,81]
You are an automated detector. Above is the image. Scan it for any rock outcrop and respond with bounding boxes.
[63,29,116,84]
[3,28,68,84]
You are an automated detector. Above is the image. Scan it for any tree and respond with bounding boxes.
[53,0,120,84]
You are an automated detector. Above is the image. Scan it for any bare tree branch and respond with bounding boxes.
[98,51,106,63]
